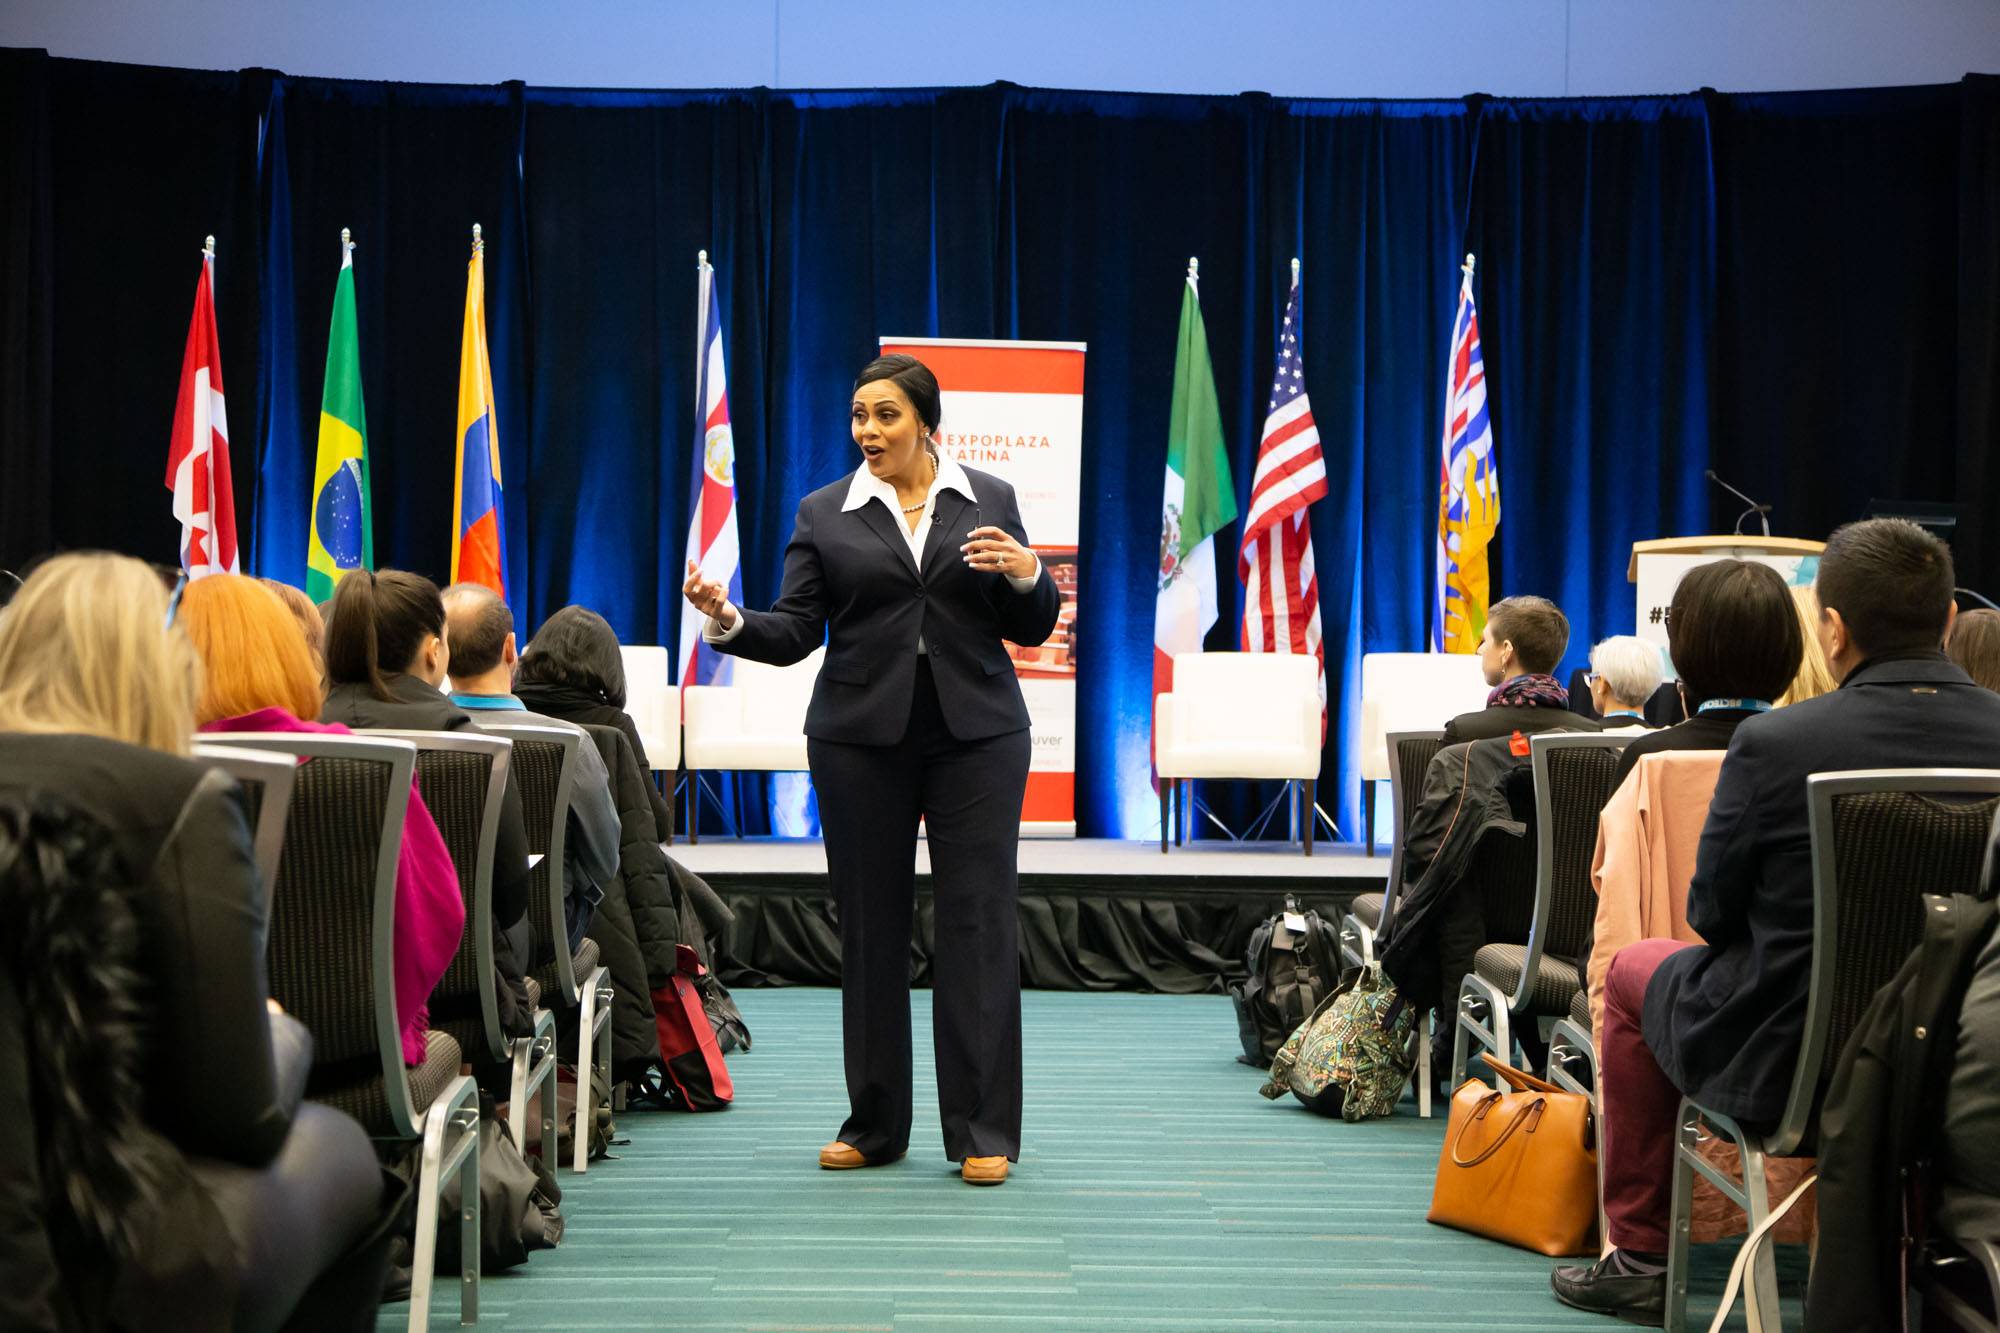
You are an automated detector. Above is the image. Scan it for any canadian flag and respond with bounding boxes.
[165,244,239,576]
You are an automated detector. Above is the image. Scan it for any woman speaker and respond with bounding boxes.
[683,354,1057,1186]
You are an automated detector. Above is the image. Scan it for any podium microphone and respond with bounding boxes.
[1705,469,1773,538]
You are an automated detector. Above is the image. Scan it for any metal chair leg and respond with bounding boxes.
[1667,1110,1699,1333]
[573,965,614,1174]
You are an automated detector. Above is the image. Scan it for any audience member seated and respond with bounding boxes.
[451,592,691,1079]
[443,581,615,951]
[0,553,388,1331]
[260,577,326,672]
[515,606,675,842]
[1443,595,1602,741]
[1585,559,1805,1036]
[1551,519,2000,1323]
[1584,636,1665,731]
[1381,594,1598,1083]
[182,573,465,1067]
[1606,561,1803,796]
[515,606,735,959]
[319,569,540,1024]
[1949,606,2000,693]
[1777,582,1837,705]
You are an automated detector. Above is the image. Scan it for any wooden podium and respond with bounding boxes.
[1629,536,1826,670]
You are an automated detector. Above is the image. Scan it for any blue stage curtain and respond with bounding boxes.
[253,77,531,601]
[8,55,2000,839]
[1468,95,1717,657]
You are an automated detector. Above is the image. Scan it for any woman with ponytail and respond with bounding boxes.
[320,569,539,1026]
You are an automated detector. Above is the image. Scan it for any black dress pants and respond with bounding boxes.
[809,657,1032,1162]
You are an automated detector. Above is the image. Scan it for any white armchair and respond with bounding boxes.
[681,645,823,841]
[1358,651,1490,852]
[617,645,681,773]
[1153,650,1321,855]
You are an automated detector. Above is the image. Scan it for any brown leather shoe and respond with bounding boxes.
[818,1141,903,1170]
[961,1155,1009,1185]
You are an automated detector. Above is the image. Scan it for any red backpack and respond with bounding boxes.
[647,944,734,1110]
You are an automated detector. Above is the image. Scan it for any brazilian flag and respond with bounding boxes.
[307,235,371,601]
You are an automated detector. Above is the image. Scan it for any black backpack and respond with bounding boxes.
[1230,897,1343,1067]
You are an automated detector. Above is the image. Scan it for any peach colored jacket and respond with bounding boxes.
[1588,747,1818,1244]
[1587,749,1723,1050]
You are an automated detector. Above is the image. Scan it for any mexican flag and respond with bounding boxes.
[1152,263,1237,762]
[306,233,372,602]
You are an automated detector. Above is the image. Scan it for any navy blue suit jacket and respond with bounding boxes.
[715,465,1060,744]
[1642,653,2000,1123]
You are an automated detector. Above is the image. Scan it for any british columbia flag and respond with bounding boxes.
[1432,254,1499,653]
[678,253,743,690]
[1239,263,1327,733]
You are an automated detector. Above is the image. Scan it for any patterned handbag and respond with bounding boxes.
[1258,962,1418,1121]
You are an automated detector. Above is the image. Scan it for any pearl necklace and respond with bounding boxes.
[898,450,940,514]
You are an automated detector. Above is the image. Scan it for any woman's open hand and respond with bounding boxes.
[960,527,1037,580]
[683,559,736,629]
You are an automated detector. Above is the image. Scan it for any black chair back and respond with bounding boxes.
[191,742,298,902]
[359,729,510,1064]
[477,723,581,1003]
[1382,730,1447,924]
[213,733,420,1137]
[1520,733,1635,1001]
[1780,769,2000,1155]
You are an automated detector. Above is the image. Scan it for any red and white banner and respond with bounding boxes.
[881,337,1086,834]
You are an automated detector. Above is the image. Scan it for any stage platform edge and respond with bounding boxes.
[683,838,1390,994]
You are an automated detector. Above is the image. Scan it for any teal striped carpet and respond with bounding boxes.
[384,988,1804,1330]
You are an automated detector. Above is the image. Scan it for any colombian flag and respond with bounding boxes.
[307,233,371,601]
[453,224,504,594]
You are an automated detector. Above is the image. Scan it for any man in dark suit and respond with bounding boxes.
[1443,594,1602,742]
[1553,518,2000,1324]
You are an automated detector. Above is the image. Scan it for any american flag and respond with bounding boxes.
[1432,254,1499,653]
[1239,264,1327,730]
[677,252,743,691]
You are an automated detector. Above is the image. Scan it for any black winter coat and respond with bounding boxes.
[1805,893,1999,1331]
[576,723,682,1075]
[0,736,305,1330]
[1378,734,1547,1006]
[513,682,674,843]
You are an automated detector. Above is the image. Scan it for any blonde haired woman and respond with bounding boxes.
[0,553,387,1332]
[1777,583,1838,705]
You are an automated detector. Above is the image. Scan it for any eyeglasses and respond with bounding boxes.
[163,571,188,629]
[1584,671,1601,687]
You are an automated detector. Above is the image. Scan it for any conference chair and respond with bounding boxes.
[618,644,680,844]
[1664,769,2000,1333]
[1547,985,1609,1259]
[1340,729,1447,969]
[1921,1236,2000,1332]
[1357,652,1490,854]
[478,722,615,1173]
[191,741,297,899]
[1453,733,1632,1089]
[360,730,559,1163]
[219,733,481,1332]
[1153,650,1322,855]
[681,644,822,842]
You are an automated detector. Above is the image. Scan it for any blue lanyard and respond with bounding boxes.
[1699,698,1773,714]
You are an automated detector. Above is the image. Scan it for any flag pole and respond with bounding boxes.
[472,221,482,255]
[1462,252,1476,281]
[203,234,216,261]
[1290,255,1299,285]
